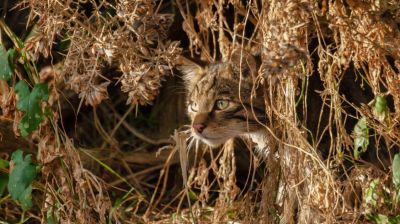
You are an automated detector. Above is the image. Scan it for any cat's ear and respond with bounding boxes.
[230,49,259,78]
[176,56,205,88]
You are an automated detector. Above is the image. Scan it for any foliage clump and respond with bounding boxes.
[0,0,399,223]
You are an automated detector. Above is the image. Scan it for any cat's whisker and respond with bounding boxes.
[187,136,196,152]
[195,139,200,152]
[186,134,193,144]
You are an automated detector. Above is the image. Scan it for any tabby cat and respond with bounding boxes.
[179,51,270,153]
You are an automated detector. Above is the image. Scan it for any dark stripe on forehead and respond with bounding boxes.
[188,84,199,98]
[194,74,217,95]
[218,90,231,96]
[205,76,217,93]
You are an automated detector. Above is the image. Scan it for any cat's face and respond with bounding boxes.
[180,52,266,147]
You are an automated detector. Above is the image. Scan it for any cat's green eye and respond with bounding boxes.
[189,101,198,112]
[215,100,229,110]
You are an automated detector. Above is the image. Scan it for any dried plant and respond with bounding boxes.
[0,0,399,223]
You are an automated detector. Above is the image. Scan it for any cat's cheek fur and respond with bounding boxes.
[193,134,228,148]
[244,131,270,156]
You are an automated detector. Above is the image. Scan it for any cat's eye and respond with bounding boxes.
[189,101,198,112]
[215,100,229,110]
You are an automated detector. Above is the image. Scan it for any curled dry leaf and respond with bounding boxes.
[24,32,52,60]
[78,81,110,107]
[38,136,62,167]
[39,64,63,106]
[0,81,16,118]
[120,64,162,105]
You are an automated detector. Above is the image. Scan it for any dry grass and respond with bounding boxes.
[0,0,399,223]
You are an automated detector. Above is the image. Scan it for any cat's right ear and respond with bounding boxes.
[176,56,205,88]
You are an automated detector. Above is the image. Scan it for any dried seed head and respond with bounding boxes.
[120,64,162,105]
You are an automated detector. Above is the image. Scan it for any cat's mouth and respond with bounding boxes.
[192,132,228,147]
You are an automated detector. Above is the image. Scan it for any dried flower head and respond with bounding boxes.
[120,64,162,105]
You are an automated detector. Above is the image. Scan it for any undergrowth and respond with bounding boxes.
[0,0,399,223]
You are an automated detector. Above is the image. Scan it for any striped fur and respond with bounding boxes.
[180,52,267,148]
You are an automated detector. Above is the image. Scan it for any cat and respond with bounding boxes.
[179,50,394,168]
[178,50,271,154]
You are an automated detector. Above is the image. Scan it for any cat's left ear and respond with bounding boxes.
[230,49,259,78]
[176,56,205,88]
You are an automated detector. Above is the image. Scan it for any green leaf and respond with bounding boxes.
[46,208,57,224]
[15,81,49,137]
[188,190,198,201]
[390,215,400,224]
[393,154,400,188]
[7,149,38,211]
[0,46,16,80]
[367,214,389,224]
[353,116,369,160]
[373,95,388,123]
[0,158,9,196]
[0,158,9,169]
[24,25,39,43]
[0,173,8,197]
[367,214,400,224]
[227,209,238,219]
[365,178,379,207]
[375,96,387,114]
[19,185,33,210]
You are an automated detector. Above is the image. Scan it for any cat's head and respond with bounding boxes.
[179,51,266,147]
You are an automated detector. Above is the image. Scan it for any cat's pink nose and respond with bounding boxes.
[193,123,206,133]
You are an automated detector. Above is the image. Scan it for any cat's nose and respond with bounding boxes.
[193,123,206,133]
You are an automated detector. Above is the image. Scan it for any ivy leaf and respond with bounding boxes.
[7,150,38,211]
[0,45,16,81]
[392,154,400,188]
[19,185,33,211]
[353,116,369,160]
[15,81,49,137]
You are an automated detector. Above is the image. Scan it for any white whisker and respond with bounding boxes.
[195,138,200,151]
[187,135,196,152]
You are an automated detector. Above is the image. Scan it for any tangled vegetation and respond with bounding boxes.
[0,0,399,223]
